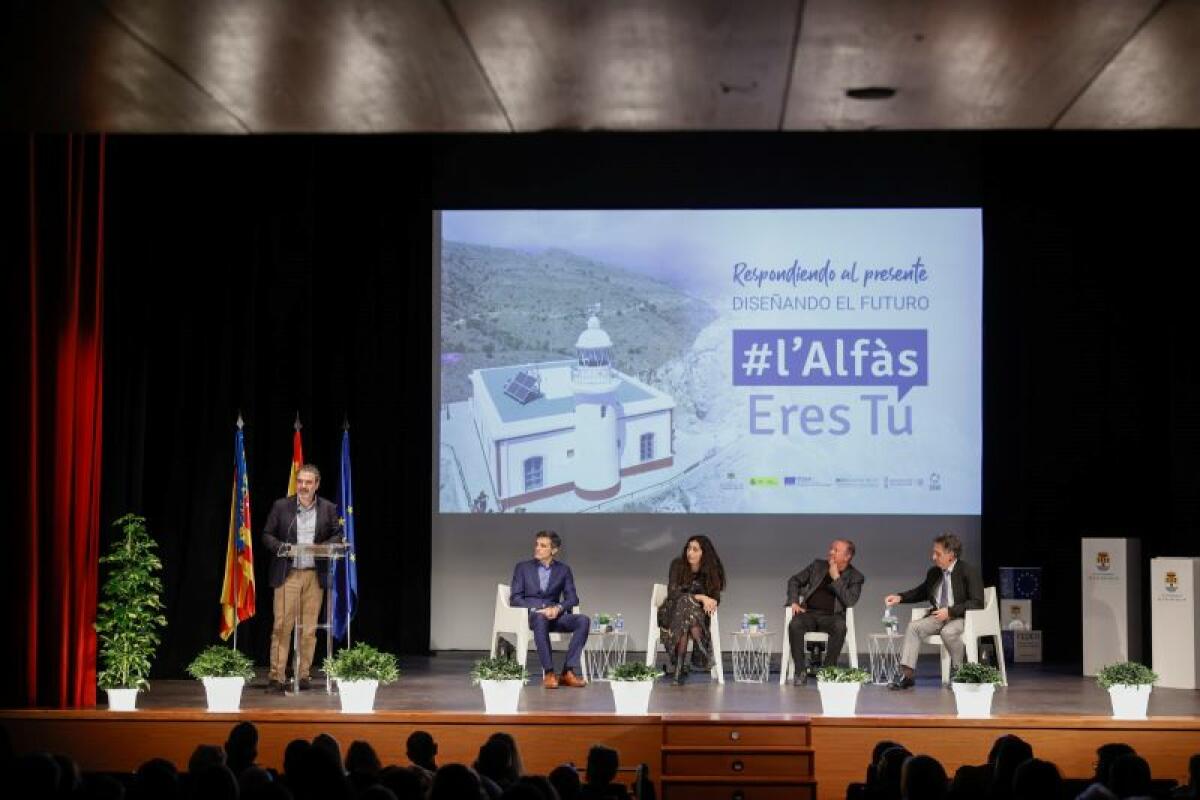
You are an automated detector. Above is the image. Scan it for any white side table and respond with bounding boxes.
[583,630,629,682]
[729,631,775,683]
[869,632,904,685]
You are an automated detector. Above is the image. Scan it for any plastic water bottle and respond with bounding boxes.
[741,613,748,633]
[882,606,898,634]
[614,613,624,633]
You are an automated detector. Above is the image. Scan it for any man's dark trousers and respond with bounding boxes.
[788,610,847,669]
[529,611,590,673]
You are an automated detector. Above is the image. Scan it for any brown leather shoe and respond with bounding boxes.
[560,669,587,688]
[542,671,559,689]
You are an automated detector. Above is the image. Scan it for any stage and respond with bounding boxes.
[4,655,1199,799]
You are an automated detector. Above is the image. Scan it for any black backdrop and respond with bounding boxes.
[98,137,435,676]
[10,131,1200,679]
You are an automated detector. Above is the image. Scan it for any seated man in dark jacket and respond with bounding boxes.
[885,532,984,689]
[510,530,591,689]
[786,539,864,685]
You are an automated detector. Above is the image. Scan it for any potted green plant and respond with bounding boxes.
[950,662,1003,717]
[322,642,400,713]
[594,613,613,633]
[1097,661,1157,719]
[470,657,526,714]
[187,645,256,712]
[608,662,659,714]
[95,514,167,711]
[815,665,870,716]
[746,613,764,634]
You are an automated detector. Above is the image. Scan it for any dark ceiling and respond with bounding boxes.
[3,0,1200,132]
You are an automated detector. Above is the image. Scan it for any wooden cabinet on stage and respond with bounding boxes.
[661,719,816,800]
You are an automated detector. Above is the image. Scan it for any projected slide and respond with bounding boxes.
[437,209,981,515]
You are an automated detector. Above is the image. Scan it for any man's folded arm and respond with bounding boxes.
[831,569,864,608]
[950,563,985,618]
[560,567,579,612]
[261,501,284,555]
[509,565,533,608]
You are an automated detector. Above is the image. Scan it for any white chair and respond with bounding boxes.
[644,582,724,683]
[779,605,858,685]
[644,583,668,669]
[489,584,588,680]
[909,585,1007,685]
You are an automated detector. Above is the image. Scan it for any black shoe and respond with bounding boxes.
[496,636,516,661]
[889,674,915,690]
[265,680,285,694]
[672,658,687,685]
[793,673,807,687]
[298,678,312,691]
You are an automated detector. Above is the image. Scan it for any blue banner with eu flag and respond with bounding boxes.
[331,426,358,641]
[999,567,1041,600]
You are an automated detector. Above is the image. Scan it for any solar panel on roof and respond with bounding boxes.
[503,370,541,405]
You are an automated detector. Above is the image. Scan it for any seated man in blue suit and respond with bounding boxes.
[510,530,590,688]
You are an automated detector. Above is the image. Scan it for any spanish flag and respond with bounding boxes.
[219,418,255,639]
[286,413,304,497]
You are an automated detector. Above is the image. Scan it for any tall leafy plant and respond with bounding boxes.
[95,514,167,690]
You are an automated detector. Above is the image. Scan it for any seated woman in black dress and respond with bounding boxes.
[658,535,726,684]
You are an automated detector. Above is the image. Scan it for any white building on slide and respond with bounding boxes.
[469,316,675,510]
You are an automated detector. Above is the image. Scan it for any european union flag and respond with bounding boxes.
[999,567,1041,600]
[331,426,358,641]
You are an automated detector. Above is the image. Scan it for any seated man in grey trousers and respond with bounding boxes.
[884,532,983,690]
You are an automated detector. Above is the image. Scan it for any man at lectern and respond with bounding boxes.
[262,463,344,693]
[786,539,864,685]
[884,532,983,690]
[509,530,591,689]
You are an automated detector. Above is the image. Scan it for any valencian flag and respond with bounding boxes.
[220,416,256,640]
[286,413,304,496]
[331,424,358,641]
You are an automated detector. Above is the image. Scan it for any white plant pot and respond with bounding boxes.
[1107,684,1152,719]
[105,688,139,712]
[336,679,379,713]
[747,624,760,634]
[610,681,654,715]
[480,679,523,714]
[817,682,862,717]
[951,682,996,717]
[202,677,245,713]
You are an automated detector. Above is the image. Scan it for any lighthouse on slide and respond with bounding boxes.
[466,311,675,510]
[571,315,623,500]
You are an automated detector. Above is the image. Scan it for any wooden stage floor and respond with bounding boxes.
[4,655,1199,799]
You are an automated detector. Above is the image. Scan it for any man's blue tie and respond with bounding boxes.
[938,571,950,608]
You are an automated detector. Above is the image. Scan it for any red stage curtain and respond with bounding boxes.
[20,134,106,708]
